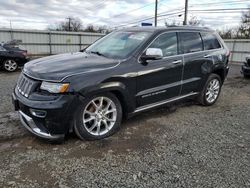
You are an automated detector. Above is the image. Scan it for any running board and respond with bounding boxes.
[134,92,199,113]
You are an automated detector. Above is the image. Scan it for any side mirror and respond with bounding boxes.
[140,48,163,62]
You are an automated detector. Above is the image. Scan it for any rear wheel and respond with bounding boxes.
[74,92,122,140]
[197,74,222,106]
[3,59,18,72]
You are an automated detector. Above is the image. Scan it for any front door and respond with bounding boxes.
[136,32,183,107]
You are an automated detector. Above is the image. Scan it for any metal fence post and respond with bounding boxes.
[79,34,82,51]
[231,39,236,63]
[10,29,14,41]
[48,32,52,55]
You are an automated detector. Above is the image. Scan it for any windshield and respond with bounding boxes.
[85,31,152,59]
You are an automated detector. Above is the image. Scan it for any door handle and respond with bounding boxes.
[172,60,182,64]
[204,54,211,58]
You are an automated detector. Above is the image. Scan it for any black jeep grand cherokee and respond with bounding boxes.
[12,26,230,141]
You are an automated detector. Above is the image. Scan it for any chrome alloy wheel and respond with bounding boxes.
[205,78,220,103]
[4,60,18,72]
[83,97,117,136]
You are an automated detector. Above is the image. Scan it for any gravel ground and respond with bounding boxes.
[0,64,249,187]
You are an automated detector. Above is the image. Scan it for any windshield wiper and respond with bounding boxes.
[89,51,106,57]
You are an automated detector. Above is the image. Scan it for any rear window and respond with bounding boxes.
[179,32,203,54]
[201,32,221,50]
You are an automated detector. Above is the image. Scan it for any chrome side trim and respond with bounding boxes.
[19,110,64,140]
[136,77,200,97]
[134,92,199,113]
[136,81,182,97]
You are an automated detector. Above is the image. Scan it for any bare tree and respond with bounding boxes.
[70,17,82,32]
[96,25,110,34]
[165,20,181,27]
[49,17,83,32]
[188,16,202,26]
[218,28,236,39]
[84,24,95,32]
[237,9,250,38]
[48,17,111,33]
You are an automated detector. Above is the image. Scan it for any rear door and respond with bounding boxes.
[178,31,209,95]
[200,32,225,65]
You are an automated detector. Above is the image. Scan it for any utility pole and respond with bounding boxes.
[10,20,13,40]
[155,0,158,27]
[9,20,12,30]
[66,17,72,31]
[183,0,188,25]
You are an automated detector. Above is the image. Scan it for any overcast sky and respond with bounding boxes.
[0,0,249,31]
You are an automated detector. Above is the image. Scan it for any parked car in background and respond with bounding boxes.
[0,43,29,72]
[241,55,250,78]
[13,26,230,141]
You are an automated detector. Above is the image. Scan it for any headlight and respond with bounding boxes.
[40,81,69,93]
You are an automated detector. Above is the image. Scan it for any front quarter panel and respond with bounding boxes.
[64,58,138,113]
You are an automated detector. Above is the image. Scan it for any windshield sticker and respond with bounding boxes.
[128,33,147,40]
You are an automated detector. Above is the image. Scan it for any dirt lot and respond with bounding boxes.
[0,64,249,187]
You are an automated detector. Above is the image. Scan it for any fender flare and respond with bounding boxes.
[77,81,135,114]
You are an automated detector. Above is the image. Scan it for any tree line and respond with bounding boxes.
[218,10,250,39]
[48,17,111,34]
[49,10,250,39]
[165,11,250,39]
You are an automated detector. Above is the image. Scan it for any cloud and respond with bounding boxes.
[0,0,248,30]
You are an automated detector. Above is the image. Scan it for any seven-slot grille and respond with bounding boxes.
[17,73,37,98]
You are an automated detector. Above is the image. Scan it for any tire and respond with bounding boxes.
[74,92,122,140]
[3,59,18,72]
[197,74,222,106]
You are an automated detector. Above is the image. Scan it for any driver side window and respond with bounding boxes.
[149,32,178,57]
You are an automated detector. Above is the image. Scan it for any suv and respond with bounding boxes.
[12,26,230,141]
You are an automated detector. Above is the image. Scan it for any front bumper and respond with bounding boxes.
[12,88,80,140]
[18,110,64,140]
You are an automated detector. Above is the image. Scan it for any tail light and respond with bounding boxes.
[226,50,230,57]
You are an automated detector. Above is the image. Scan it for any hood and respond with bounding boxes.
[23,52,119,81]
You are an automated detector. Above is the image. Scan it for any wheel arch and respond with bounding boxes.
[212,68,225,83]
[78,81,135,117]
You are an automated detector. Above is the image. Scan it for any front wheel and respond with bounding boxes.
[3,59,18,72]
[74,92,122,140]
[197,74,222,106]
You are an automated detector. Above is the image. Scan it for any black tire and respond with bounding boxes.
[3,59,18,72]
[197,74,222,106]
[74,92,122,140]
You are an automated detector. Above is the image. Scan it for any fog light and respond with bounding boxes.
[30,109,47,118]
